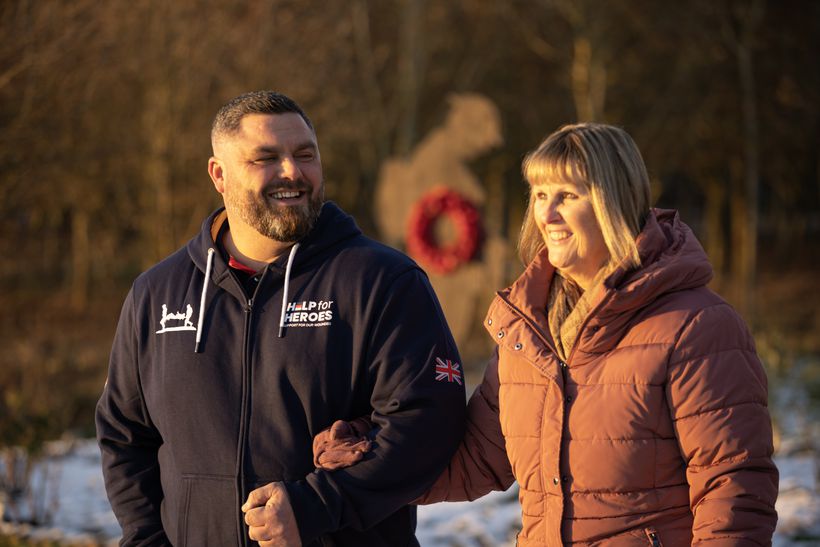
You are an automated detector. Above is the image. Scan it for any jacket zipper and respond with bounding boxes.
[496,294,572,511]
[235,296,254,547]
[496,289,613,541]
[644,528,662,546]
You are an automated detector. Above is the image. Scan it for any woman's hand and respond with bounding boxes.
[313,417,374,470]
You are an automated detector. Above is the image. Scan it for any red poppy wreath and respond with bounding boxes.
[406,187,483,274]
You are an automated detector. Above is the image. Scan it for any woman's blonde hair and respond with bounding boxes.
[518,123,651,271]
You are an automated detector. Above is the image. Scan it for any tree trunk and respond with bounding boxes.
[351,0,389,172]
[571,35,607,122]
[140,3,175,265]
[70,207,90,310]
[703,179,727,288]
[730,0,763,320]
[395,0,424,155]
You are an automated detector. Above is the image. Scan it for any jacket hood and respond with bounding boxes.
[600,208,713,317]
[187,201,362,278]
[497,208,713,353]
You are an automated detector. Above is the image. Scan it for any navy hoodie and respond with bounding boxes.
[96,202,466,546]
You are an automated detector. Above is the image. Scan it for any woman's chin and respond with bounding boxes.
[547,255,575,274]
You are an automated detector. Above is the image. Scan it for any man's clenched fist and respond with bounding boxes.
[241,482,301,546]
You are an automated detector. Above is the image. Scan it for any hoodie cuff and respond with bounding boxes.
[284,478,336,544]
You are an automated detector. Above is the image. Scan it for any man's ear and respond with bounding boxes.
[208,157,226,194]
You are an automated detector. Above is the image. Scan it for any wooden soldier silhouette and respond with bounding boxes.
[374,94,507,360]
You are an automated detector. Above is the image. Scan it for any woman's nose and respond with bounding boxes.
[545,200,562,224]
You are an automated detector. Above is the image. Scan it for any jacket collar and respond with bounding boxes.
[487,208,714,362]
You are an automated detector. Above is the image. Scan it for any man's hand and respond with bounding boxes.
[241,482,301,547]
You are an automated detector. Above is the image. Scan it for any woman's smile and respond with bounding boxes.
[532,177,609,290]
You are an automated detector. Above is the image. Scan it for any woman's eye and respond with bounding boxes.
[562,192,577,200]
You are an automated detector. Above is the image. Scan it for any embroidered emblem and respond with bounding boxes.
[283,300,334,328]
[434,357,463,385]
[156,304,196,334]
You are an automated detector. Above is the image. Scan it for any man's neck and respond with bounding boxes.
[222,222,294,271]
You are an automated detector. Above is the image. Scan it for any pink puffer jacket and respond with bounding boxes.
[421,209,778,546]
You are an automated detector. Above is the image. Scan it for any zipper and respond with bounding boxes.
[496,293,571,505]
[235,296,254,547]
[235,266,269,547]
[644,528,662,546]
[496,288,612,500]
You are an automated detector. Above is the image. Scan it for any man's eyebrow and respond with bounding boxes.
[252,141,318,154]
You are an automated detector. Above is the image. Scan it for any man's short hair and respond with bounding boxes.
[211,91,314,144]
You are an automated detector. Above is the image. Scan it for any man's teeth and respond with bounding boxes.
[549,231,571,241]
[272,191,301,199]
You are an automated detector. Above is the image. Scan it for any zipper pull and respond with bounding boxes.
[644,529,662,546]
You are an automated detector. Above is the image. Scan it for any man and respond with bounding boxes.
[96,91,466,546]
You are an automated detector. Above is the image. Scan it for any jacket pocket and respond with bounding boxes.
[644,528,663,547]
[179,474,237,547]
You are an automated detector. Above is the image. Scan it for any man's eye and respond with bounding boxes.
[295,153,314,161]
[254,157,276,164]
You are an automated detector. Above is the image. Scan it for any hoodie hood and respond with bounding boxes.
[187,201,361,280]
[185,201,363,348]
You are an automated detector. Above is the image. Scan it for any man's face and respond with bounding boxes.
[210,112,324,242]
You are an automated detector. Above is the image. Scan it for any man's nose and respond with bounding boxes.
[278,156,300,180]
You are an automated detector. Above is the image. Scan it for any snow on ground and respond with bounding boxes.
[417,488,521,547]
[2,439,819,546]
[773,454,820,545]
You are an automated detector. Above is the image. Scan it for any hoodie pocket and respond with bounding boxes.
[179,474,237,547]
[644,528,663,547]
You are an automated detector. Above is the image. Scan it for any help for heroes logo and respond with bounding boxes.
[284,299,334,327]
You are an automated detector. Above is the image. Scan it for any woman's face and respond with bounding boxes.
[532,176,610,290]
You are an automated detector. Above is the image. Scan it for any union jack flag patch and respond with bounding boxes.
[434,357,463,385]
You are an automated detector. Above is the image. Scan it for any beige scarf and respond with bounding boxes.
[547,270,605,362]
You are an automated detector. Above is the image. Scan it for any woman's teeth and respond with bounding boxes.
[549,231,571,241]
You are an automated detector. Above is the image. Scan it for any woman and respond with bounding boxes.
[315,123,779,546]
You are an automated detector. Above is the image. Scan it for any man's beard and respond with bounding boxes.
[226,182,324,242]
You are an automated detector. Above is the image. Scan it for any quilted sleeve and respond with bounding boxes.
[667,303,778,546]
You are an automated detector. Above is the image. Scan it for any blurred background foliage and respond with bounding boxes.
[1,0,819,459]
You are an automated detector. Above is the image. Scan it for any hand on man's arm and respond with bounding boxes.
[313,419,373,470]
[284,268,466,543]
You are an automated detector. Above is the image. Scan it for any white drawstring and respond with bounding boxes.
[278,243,300,338]
[194,248,215,353]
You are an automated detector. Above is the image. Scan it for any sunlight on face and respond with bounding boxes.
[531,175,609,290]
[215,113,325,242]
